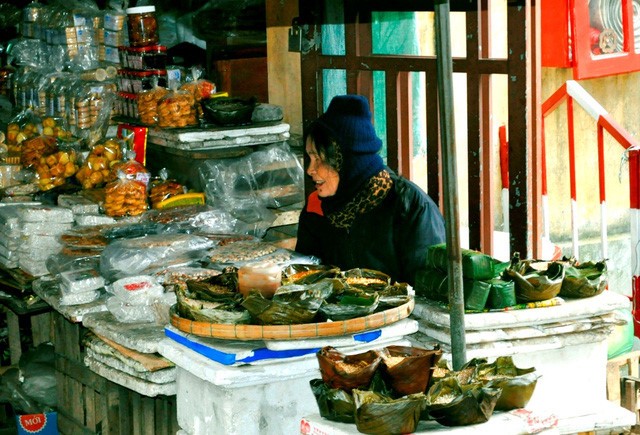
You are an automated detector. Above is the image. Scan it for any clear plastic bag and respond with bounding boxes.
[137,77,168,125]
[33,147,80,191]
[103,170,148,218]
[99,233,214,281]
[199,142,304,209]
[156,82,198,128]
[75,137,123,189]
[148,168,186,208]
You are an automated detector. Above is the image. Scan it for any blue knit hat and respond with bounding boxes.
[316,95,384,189]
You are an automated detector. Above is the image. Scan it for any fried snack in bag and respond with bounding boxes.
[20,135,58,168]
[157,82,198,128]
[34,148,79,191]
[137,78,168,125]
[103,170,148,217]
[76,138,124,189]
[108,150,151,186]
[180,66,216,122]
[149,168,186,208]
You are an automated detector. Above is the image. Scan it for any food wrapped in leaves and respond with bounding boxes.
[426,243,508,280]
[309,379,355,423]
[319,292,380,321]
[241,291,322,325]
[464,279,491,312]
[378,345,443,396]
[176,274,247,323]
[504,254,565,302]
[317,346,382,393]
[281,264,340,285]
[488,278,517,309]
[425,377,501,426]
[342,268,390,292]
[430,357,488,387]
[559,260,607,298]
[476,356,539,410]
[377,282,413,308]
[413,267,448,302]
[353,389,425,435]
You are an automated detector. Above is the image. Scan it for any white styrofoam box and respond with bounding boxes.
[159,337,408,435]
[412,290,630,331]
[300,400,636,435]
[409,327,611,416]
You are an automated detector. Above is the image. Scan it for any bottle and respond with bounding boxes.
[126,6,158,47]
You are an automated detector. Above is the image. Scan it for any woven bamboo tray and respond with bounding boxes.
[169,298,415,341]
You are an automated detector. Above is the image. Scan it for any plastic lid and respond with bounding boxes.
[126,6,156,14]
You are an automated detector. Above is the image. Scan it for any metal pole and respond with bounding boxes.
[434,0,467,370]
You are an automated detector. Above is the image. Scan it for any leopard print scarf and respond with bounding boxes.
[326,169,393,229]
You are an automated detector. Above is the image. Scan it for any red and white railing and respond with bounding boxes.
[541,79,640,334]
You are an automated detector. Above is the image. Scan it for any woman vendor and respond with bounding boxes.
[295,94,446,286]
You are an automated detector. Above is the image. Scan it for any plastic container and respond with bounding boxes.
[126,6,159,47]
[238,261,282,298]
[119,45,168,70]
[117,69,167,93]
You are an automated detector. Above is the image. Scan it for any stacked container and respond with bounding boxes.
[115,6,168,121]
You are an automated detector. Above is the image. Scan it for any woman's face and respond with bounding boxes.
[306,138,340,198]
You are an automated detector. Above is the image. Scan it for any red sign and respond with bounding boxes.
[18,414,46,433]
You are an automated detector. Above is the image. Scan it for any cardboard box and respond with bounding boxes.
[16,412,58,435]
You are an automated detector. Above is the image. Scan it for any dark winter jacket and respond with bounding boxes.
[295,171,446,286]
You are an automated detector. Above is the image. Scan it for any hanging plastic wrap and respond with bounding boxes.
[199,142,304,209]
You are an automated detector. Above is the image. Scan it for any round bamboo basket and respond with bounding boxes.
[169,298,415,340]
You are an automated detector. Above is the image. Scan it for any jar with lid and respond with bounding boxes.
[126,6,158,47]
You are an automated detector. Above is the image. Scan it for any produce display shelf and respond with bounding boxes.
[169,298,414,341]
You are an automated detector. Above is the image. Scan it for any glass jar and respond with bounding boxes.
[126,6,158,47]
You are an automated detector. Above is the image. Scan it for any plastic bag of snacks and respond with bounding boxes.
[33,147,79,191]
[108,150,151,186]
[5,109,41,152]
[103,170,148,217]
[149,168,186,208]
[20,135,57,168]
[157,82,198,128]
[137,77,168,125]
[75,138,124,189]
[180,66,216,122]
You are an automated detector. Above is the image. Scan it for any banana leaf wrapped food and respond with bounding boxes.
[504,255,565,302]
[342,268,391,292]
[425,377,502,426]
[317,346,383,393]
[176,270,249,323]
[353,389,426,435]
[559,260,607,298]
[488,278,517,309]
[309,378,356,423]
[414,267,448,302]
[426,243,508,280]
[241,281,333,324]
[318,291,380,321]
[475,356,539,410]
[281,264,341,285]
[378,345,443,396]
